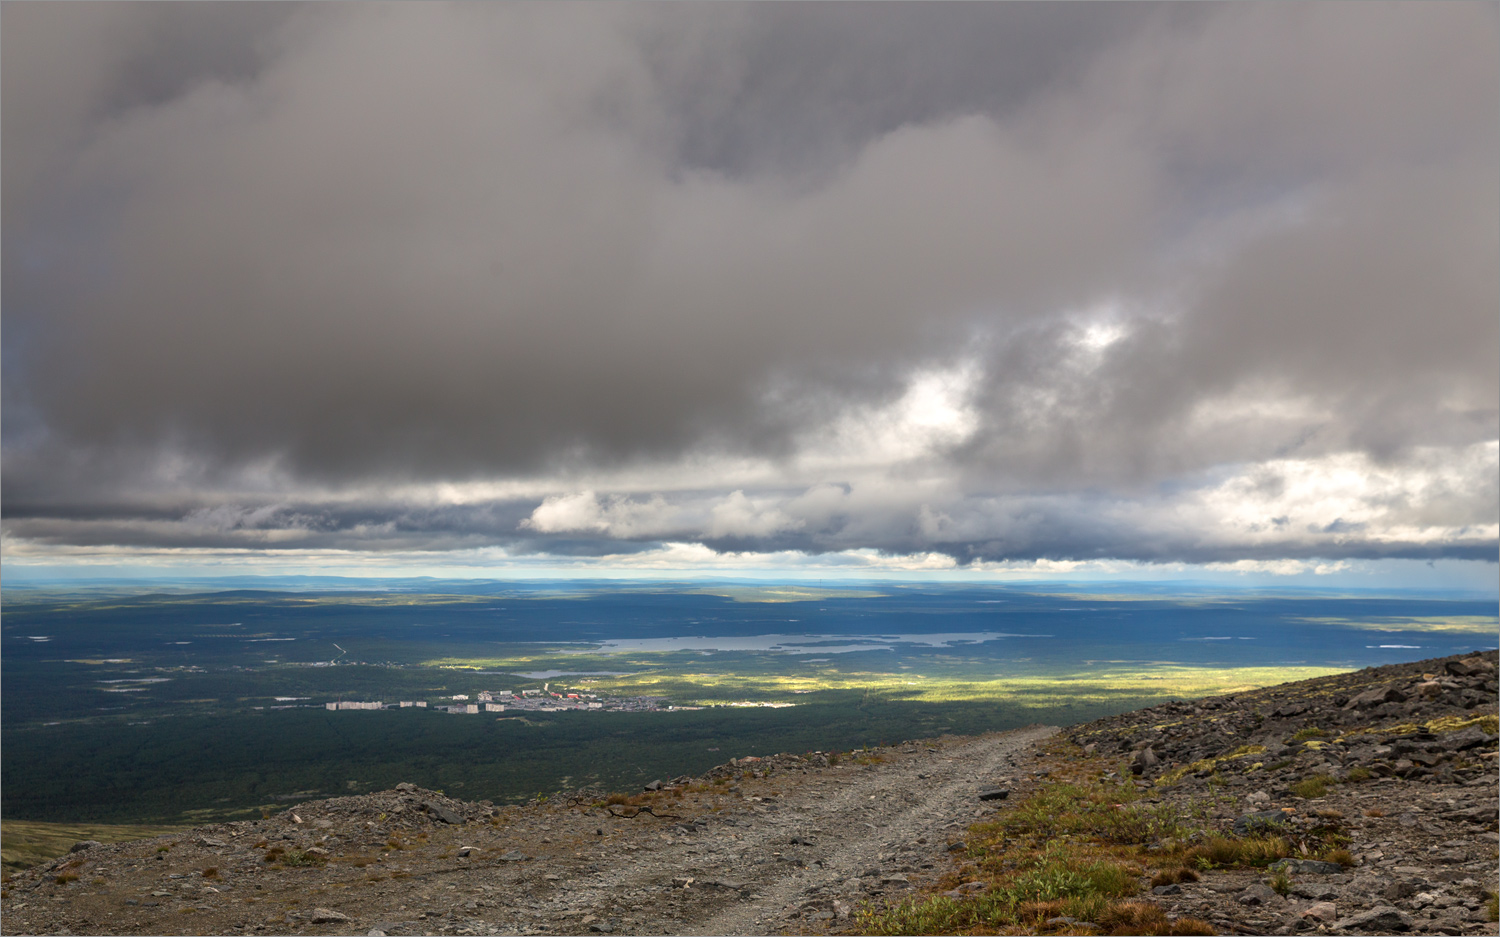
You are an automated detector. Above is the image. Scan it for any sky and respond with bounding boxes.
[3,2,1497,590]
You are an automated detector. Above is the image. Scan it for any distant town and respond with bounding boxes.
[320,682,687,714]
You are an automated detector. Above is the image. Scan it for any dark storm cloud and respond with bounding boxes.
[3,2,1495,565]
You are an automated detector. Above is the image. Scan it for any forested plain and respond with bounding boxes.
[4,580,1494,824]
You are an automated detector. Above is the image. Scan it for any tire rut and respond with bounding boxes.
[682,724,1058,936]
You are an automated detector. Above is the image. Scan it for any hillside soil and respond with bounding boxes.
[2,650,1495,937]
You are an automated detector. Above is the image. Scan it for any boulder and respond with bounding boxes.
[1445,657,1495,677]
[1335,905,1413,932]
[977,788,1010,802]
[1301,901,1338,923]
[1343,686,1407,710]
[68,840,103,854]
[423,801,463,824]
[1236,882,1280,905]
[1438,725,1496,751]
[1129,747,1159,775]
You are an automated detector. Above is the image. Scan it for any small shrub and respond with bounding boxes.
[262,847,285,863]
[604,793,629,806]
[1290,774,1334,799]
[201,867,219,878]
[279,849,325,868]
[1269,868,1292,896]
[1321,848,1355,867]
[1345,766,1372,782]
[1364,807,1386,818]
[54,873,79,885]
[1289,727,1327,743]
[1485,890,1498,924]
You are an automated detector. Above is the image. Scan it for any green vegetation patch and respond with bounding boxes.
[1295,615,1499,635]
[2,820,187,873]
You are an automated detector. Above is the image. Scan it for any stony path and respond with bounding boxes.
[0,726,1057,937]
[682,725,1057,936]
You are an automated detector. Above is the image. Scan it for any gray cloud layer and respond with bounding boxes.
[4,2,1496,566]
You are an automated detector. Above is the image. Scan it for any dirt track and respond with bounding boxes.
[0,726,1057,936]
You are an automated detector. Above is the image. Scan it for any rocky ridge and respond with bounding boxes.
[1,650,1494,937]
[1050,649,1499,936]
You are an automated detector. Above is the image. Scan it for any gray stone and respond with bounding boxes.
[394,782,418,792]
[68,840,103,853]
[1438,726,1496,751]
[499,850,526,861]
[1237,883,1280,905]
[1234,809,1293,836]
[1290,882,1339,901]
[310,908,350,924]
[1301,901,1338,923]
[977,788,1010,801]
[1153,883,1183,895]
[1445,658,1495,678]
[1343,686,1408,711]
[1130,747,1159,774]
[644,779,662,791]
[1270,858,1346,875]
[1335,905,1413,932]
[423,801,463,824]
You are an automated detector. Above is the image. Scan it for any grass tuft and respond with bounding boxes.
[1151,867,1200,887]
[1185,835,1293,870]
[1290,774,1335,799]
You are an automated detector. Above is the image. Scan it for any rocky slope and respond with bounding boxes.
[1,650,1494,937]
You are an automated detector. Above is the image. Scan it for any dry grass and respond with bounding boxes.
[1150,867,1200,887]
[1184,834,1294,869]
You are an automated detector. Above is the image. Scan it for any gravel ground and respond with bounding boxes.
[0,726,1056,937]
